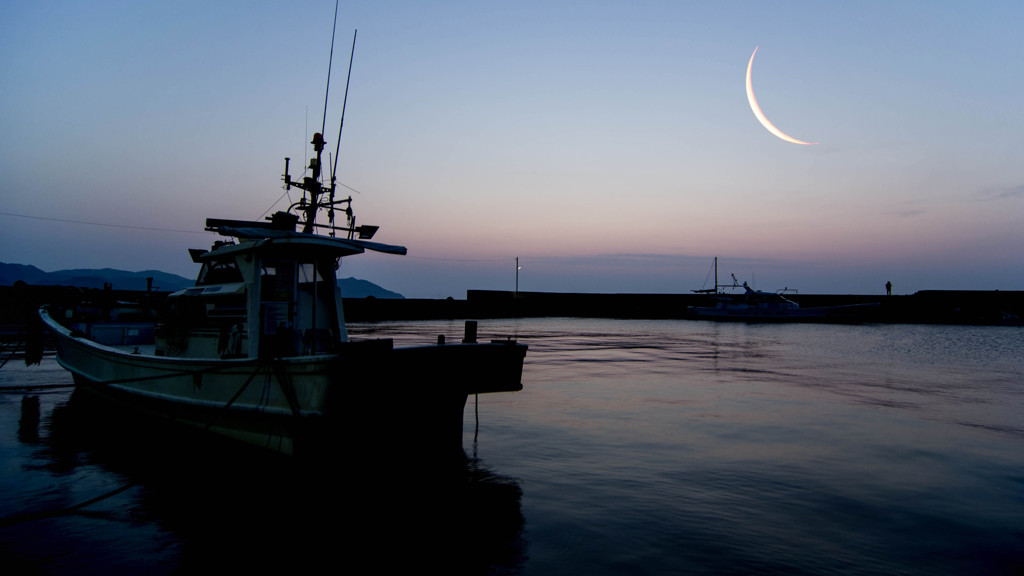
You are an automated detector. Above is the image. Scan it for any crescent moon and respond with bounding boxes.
[746,46,817,145]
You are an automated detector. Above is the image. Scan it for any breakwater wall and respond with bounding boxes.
[343,289,1024,325]
[3,285,1023,333]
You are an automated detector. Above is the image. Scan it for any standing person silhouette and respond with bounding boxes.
[886,281,892,296]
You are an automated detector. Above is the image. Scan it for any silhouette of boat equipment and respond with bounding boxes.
[38,33,526,456]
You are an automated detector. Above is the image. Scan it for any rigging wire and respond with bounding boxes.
[256,176,362,221]
[257,188,294,220]
[700,259,715,291]
[338,181,363,195]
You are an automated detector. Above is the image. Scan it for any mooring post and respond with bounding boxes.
[463,320,477,343]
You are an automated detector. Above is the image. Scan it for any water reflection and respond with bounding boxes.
[18,395,40,444]
[8,319,1024,575]
[1,382,526,575]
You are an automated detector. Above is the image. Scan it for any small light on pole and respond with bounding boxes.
[515,257,522,295]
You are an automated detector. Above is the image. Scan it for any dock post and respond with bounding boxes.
[462,320,477,343]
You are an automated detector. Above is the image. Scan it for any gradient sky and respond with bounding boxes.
[3,1,1023,298]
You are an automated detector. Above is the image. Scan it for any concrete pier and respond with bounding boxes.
[342,289,1024,325]
[3,285,1023,333]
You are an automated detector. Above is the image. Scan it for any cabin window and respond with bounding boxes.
[257,257,339,356]
[197,259,242,285]
[260,261,295,302]
[296,259,338,354]
[298,262,328,284]
[258,259,296,357]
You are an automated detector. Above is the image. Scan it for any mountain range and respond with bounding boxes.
[0,262,403,299]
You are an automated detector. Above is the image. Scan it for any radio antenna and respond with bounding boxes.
[331,29,357,189]
[320,0,339,138]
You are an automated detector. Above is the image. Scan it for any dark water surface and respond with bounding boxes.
[2,319,1023,574]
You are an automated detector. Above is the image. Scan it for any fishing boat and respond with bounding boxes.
[38,33,526,457]
[689,258,876,322]
[690,281,826,320]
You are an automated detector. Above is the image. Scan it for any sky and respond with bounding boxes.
[3,1,1023,298]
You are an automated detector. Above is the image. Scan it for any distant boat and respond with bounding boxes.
[689,258,877,322]
[38,31,526,457]
[690,281,827,320]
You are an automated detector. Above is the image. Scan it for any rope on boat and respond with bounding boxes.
[202,365,264,431]
[0,364,293,527]
[81,359,262,387]
[66,360,298,427]
[14,345,313,458]
[0,369,297,529]
[50,357,308,436]
[0,358,307,527]
[0,481,137,528]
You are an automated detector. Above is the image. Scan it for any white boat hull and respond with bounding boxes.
[41,307,526,456]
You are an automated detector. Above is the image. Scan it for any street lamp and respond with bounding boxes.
[515,257,522,295]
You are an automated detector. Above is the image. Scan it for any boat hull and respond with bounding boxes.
[41,308,526,456]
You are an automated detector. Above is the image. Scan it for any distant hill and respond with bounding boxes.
[0,262,194,292]
[338,277,404,299]
[0,263,404,299]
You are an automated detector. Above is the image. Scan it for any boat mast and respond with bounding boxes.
[281,8,360,238]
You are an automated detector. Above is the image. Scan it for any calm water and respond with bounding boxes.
[2,319,1023,574]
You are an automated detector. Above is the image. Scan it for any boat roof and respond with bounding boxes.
[203,226,407,260]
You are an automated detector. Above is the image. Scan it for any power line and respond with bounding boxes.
[403,255,515,263]
[0,211,209,234]
[1,211,519,264]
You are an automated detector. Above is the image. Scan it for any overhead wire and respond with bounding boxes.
[1,212,516,264]
[0,211,208,234]
[403,255,514,262]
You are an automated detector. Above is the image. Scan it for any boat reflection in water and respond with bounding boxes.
[1,384,525,574]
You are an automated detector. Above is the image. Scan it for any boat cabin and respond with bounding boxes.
[155,230,368,360]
